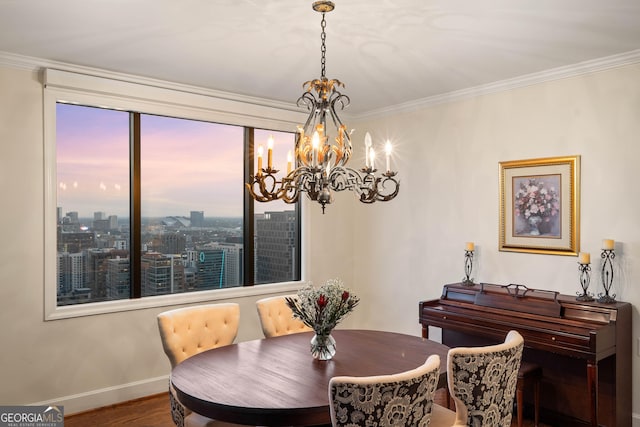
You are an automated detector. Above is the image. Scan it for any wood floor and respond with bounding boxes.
[65,390,548,426]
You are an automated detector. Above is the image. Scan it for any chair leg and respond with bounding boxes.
[533,376,540,427]
[516,384,524,427]
[516,362,542,427]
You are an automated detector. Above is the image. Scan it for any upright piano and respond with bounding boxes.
[419,282,631,427]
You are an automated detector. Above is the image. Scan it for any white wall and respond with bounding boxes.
[350,62,640,423]
[1,61,638,423]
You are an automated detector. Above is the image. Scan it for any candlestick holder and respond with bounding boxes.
[597,249,616,303]
[576,262,594,302]
[462,250,475,286]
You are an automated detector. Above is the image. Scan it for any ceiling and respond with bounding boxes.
[1,0,640,115]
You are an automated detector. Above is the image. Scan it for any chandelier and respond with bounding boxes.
[246,0,400,213]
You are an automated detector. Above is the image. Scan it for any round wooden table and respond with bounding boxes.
[171,329,449,426]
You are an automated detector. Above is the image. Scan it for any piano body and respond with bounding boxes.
[419,282,631,427]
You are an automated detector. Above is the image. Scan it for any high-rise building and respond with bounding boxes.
[195,248,225,290]
[93,214,118,232]
[208,242,243,287]
[58,231,95,253]
[159,233,186,254]
[108,215,118,230]
[106,257,130,299]
[255,210,298,284]
[86,248,113,299]
[141,252,185,296]
[190,211,204,228]
[57,251,91,305]
[66,211,79,224]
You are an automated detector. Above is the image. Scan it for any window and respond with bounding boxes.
[45,69,305,318]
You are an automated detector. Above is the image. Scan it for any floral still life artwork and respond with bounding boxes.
[286,279,359,360]
[513,175,561,237]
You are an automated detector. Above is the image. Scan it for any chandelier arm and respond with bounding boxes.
[375,175,400,201]
[326,167,361,192]
[246,171,291,203]
[327,94,352,165]
[356,174,380,203]
[329,88,350,111]
[324,167,400,204]
[297,91,317,111]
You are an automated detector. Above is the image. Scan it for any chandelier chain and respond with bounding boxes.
[320,13,327,78]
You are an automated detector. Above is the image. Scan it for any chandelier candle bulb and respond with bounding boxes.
[603,239,615,250]
[579,252,590,265]
[364,132,372,168]
[385,141,392,172]
[257,145,264,174]
[370,148,375,170]
[312,131,320,168]
[267,136,274,169]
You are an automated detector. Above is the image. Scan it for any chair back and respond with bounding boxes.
[448,330,524,427]
[329,354,441,427]
[256,295,311,338]
[157,303,240,368]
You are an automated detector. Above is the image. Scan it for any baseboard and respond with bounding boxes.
[633,412,640,427]
[29,375,169,415]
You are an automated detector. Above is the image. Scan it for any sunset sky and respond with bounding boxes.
[56,103,294,219]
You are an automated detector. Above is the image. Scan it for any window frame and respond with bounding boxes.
[44,69,309,320]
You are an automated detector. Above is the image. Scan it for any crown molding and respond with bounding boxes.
[350,49,640,121]
[3,49,640,121]
[0,50,301,113]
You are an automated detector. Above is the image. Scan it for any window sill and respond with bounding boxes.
[45,281,304,321]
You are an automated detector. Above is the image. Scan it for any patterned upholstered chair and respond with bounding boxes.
[328,354,441,427]
[256,295,311,338]
[157,303,243,427]
[445,330,524,427]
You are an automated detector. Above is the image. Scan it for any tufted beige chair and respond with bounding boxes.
[430,330,525,427]
[256,295,311,338]
[329,354,442,426]
[157,303,242,427]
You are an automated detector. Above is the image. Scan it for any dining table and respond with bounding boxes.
[171,329,450,426]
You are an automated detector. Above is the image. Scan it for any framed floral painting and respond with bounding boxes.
[499,155,580,255]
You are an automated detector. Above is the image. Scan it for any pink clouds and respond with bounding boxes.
[56,103,296,218]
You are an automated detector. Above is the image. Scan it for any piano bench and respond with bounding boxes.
[516,361,542,427]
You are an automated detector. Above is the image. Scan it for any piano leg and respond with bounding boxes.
[587,361,598,427]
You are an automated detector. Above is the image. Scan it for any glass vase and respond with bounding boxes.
[310,332,336,360]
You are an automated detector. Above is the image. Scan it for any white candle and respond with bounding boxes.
[311,131,320,168]
[257,145,263,174]
[267,135,274,169]
[369,148,376,170]
[286,150,292,175]
[364,132,372,168]
[385,140,392,172]
[465,242,475,251]
[602,239,615,250]
[579,252,590,264]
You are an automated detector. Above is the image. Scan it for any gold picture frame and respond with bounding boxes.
[499,155,580,255]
